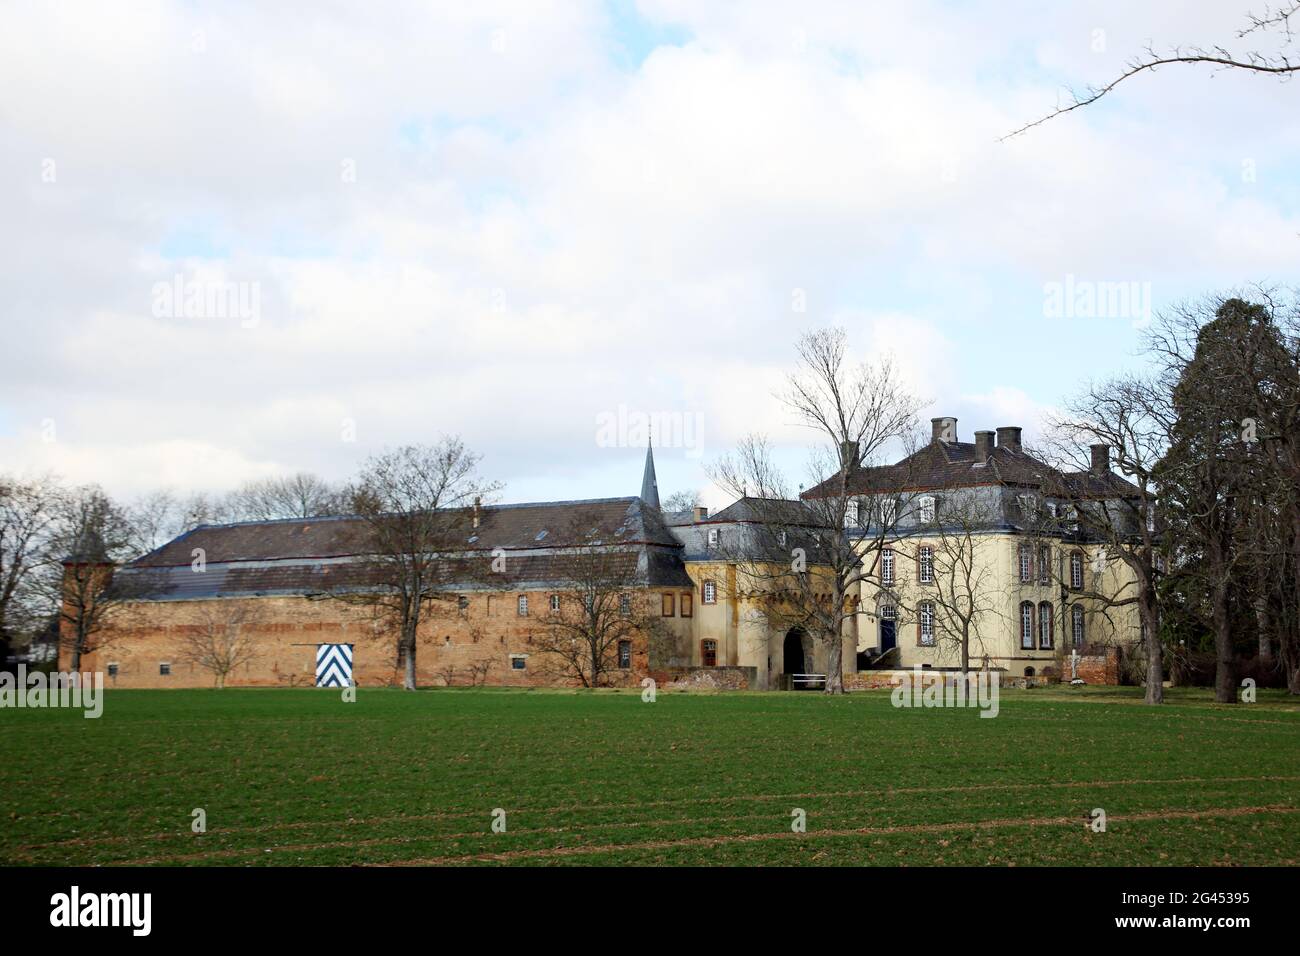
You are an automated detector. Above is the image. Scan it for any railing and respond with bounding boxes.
[790,673,827,690]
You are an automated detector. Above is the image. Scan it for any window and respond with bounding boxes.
[1069,551,1084,589]
[881,498,897,526]
[1146,504,1156,533]
[1038,545,1051,585]
[844,499,859,528]
[701,639,717,667]
[881,548,895,587]
[618,640,632,669]
[1038,602,1054,649]
[707,528,720,548]
[1071,605,1085,647]
[918,602,935,645]
[662,593,675,617]
[457,595,469,613]
[619,593,631,617]
[702,580,717,604]
[159,662,171,676]
[777,531,787,547]
[549,594,561,613]
[918,495,936,524]
[918,546,933,584]
[1020,602,1035,650]
[517,594,529,616]
[510,654,527,671]
[107,662,119,677]
[1018,543,1033,583]
[681,592,693,617]
[880,604,896,620]
[1018,494,1038,521]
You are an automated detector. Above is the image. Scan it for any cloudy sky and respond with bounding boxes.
[2,0,1297,510]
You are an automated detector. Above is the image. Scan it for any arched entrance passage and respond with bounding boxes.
[783,628,808,682]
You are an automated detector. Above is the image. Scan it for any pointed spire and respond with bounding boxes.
[640,438,661,510]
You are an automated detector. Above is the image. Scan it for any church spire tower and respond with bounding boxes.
[640,439,661,510]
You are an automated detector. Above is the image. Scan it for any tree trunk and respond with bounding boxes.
[1141,589,1163,705]
[823,632,844,694]
[1256,594,1273,663]
[401,620,418,691]
[1211,580,1235,704]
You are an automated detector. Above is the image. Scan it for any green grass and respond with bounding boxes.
[2,685,1298,866]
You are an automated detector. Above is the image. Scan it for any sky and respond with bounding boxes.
[1,0,1297,511]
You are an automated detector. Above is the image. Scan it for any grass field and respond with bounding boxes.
[2,685,1299,866]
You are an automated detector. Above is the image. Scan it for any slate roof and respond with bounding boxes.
[113,496,692,601]
[803,440,1139,499]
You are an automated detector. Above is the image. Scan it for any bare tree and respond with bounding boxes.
[912,494,1007,672]
[661,489,703,513]
[1003,2,1300,140]
[1043,374,1173,704]
[0,474,60,650]
[179,604,260,688]
[42,485,138,673]
[226,473,345,521]
[330,440,499,691]
[711,328,923,694]
[532,517,669,687]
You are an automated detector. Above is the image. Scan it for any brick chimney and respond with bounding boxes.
[1090,444,1110,474]
[693,505,709,522]
[931,417,957,443]
[974,430,994,463]
[840,440,860,471]
[995,426,1022,453]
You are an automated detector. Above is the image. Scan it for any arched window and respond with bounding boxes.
[1025,666,1036,677]
[918,601,935,646]
[1071,605,1085,646]
[1038,602,1054,649]
[1019,601,1035,650]
[1069,551,1084,589]
[1018,543,1033,583]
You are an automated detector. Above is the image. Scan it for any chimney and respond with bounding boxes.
[472,496,481,529]
[693,505,709,522]
[995,426,1022,453]
[974,430,994,463]
[839,440,860,471]
[1090,444,1110,474]
[931,417,957,443]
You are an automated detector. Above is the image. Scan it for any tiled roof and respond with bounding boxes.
[115,497,692,600]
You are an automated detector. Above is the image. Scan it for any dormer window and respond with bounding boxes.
[707,528,720,548]
[918,496,935,524]
[881,498,897,526]
[1018,494,1038,521]
[844,499,859,528]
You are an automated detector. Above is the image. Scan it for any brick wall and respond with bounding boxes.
[77,587,692,689]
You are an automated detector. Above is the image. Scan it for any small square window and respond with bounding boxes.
[510,655,527,670]
[107,662,119,677]
[159,662,171,676]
